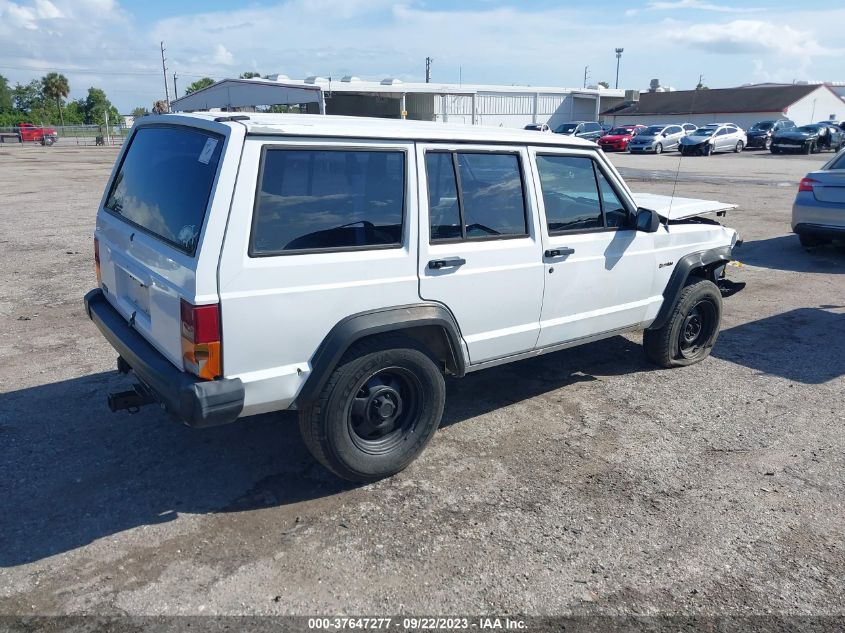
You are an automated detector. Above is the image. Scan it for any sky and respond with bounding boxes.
[0,0,843,112]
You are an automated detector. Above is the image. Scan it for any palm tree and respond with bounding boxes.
[42,72,70,127]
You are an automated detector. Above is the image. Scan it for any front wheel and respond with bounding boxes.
[764,138,772,150]
[42,137,55,146]
[734,140,744,153]
[805,142,815,155]
[298,335,445,482]
[644,278,722,368]
[703,143,712,156]
[654,142,663,155]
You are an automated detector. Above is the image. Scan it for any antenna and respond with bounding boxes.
[668,87,701,218]
[425,56,433,83]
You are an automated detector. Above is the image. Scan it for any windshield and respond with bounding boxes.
[104,126,223,255]
[797,125,820,134]
[608,127,633,135]
[554,123,578,134]
[751,121,774,131]
[691,127,717,136]
[642,126,664,135]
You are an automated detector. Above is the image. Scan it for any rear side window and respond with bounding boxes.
[251,149,405,255]
[536,155,629,232]
[425,150,528,242]
[104,126,223,254]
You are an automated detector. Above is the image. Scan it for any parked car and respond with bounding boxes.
[553,121,605,141]
[598,124,646,151]
[84,113,740,482]
[792,148,845,247]
[627,124,686,154]
[524,123,550,132]
[746,119,795,150]
[772,123,844,154]
[679,123,747,156]
[0,122,59,145]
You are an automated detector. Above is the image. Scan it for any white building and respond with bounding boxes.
[603,84,845,128]
[171,75,629,130]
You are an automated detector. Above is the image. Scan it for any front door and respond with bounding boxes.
[530,148,659,348]
[416,144,545,364]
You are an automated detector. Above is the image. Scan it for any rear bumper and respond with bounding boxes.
[793,223,845,240]
[84,288,244,427]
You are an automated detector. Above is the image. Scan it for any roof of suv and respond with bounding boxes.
[155,112,598,148]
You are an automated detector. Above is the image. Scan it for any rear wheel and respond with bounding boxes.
[799,233,829,247]
[654,142,663,155]
[299,335,445,483]
[644,278,722,368]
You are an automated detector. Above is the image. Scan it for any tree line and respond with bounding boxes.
[0,72,120,128]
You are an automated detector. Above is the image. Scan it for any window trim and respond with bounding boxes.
[102,123,225,257]
[425,149,531,244]
[536,152,633,236]
[248,145,408,258]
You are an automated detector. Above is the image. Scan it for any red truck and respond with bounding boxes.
[0,122,59,146]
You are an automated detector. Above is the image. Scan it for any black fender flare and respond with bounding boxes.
[648,246,732,331]
[295,303,466,406]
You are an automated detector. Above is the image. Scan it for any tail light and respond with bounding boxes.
[94,237,101,285]
[180,299,222,379]
[798,177,819,193]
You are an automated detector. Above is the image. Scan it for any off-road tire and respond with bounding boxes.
[643,278,722,368]
[298,334,445,483]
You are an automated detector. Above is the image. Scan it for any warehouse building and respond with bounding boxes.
[171,75,628,129]
[603,84,845,128]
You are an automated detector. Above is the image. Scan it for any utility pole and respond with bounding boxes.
[173,72,178,100]
[583,65,589,89]
[425,56,433,83]
[160,41,170,110]
[615,48,624,89]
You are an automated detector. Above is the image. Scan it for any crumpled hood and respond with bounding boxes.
[633,192,736,221]
[680,134,712,145]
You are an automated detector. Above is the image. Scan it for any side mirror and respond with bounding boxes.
[662,131,669,137]
[635,208,661,233]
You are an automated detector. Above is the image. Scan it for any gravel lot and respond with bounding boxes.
[1,142,843,619]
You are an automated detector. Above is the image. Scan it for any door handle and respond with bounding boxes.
[428,257,466,270]
[544,247,575,258]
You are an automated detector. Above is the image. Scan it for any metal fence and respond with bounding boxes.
[0,124,130,147]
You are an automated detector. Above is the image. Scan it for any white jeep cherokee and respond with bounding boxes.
[84,113,740,482]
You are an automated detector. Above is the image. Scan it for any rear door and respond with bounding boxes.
[416,144,545,363]
[95,119,243,367]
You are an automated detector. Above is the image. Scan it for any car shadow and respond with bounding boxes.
[738,235,845,274]
[0,335,653,567]
[712,307,845,384]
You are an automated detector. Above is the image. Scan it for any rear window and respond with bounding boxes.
[250,148,405,255]
[104,126,223,255]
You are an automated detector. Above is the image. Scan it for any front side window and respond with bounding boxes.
[251,149,405,255]
[425,151,528,242]
[536,155,629,233]
[104,126,224,254]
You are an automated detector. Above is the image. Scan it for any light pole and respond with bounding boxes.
[615,48,624,89]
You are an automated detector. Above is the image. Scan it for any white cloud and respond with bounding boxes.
[627,0,765,17]
[668,18,839,60]
[212,43,234,66]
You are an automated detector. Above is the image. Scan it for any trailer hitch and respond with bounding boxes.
[107,384,156,414]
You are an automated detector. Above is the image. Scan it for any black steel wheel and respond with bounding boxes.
[643,278,722,368]
[678,300,717,360]
[347,367,422,454]
[299,334,445,482]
